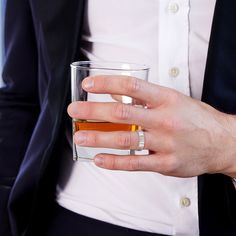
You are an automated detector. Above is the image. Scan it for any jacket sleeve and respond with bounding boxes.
[0,0,39,234]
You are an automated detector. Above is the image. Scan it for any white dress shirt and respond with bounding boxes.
[57,1,216,235]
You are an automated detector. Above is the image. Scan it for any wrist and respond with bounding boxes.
[218,114,236,178]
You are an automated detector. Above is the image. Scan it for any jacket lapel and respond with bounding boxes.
[202,0,236,111]
[8,1,85,235]
[199,0,236,235]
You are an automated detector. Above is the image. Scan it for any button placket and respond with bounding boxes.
[158,0,190,95]
[168,2,179,14]
[169,67,180,78]
[180,197,191,208]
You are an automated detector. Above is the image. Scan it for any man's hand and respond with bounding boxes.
[68,75,236,178]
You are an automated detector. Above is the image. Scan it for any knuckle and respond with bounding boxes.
[99,76,109,91]
[128,157,142,170]
[164,137,176,152]
[124,77,141,94]
[117,132,132,148]
[109,157,118,170]
[81,103,93,117]
[167,90,181,104]
[160,117,181,132]
[113,103,131,120]
[159,156,179,174]
[87,132,98,146]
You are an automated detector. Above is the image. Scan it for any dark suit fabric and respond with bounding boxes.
[0,0,85,235]
[199,0,236,235]
[0,0,236,236]
[35,202,169,236]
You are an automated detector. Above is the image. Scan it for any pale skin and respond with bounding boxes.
[67,75,236,178]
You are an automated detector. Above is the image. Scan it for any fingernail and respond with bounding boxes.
[94,156,104,166]
[68,102,79,116]
[75,133,86,145]
[83,77,94,89]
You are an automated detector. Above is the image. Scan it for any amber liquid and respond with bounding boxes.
[73,119,139,132]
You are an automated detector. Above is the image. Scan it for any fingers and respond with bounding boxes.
[68,101,153,129]
[74,130,150,150]
[82,75,172,107]
[93,154,181,176]
[93,154,160,172]
[74,129,173,153]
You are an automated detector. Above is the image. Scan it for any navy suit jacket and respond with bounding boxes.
[1,0,236,235]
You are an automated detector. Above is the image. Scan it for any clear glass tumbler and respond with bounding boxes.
[71,61,149,161]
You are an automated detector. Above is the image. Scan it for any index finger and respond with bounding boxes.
[82,75,171,107]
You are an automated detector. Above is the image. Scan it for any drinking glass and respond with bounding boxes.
[71,61,149,161]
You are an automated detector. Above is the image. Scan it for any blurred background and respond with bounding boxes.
[0,1,5,87]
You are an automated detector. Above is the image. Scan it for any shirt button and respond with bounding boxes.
[169,67,180,78]
[180,197,191,207]
[168,3,179,14]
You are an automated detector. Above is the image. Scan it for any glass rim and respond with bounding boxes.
[70,61,149,72]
